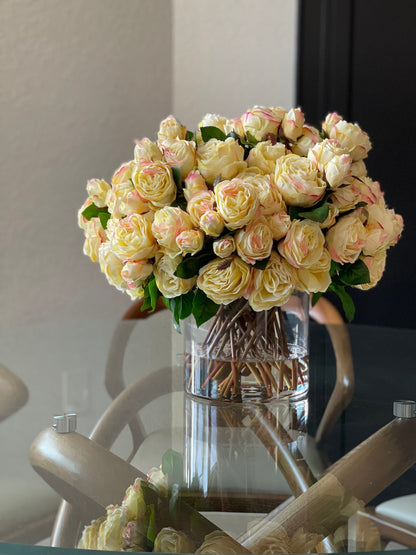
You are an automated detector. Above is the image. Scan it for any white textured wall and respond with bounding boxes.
[173,0,298,128]
[1,0,172,325]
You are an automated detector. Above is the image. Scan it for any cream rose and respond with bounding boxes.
[78,198,93,230]
[109,213,158,260]
[308,139,352,188]
[328,183,361,212]
[215,178,259,230]
[158,115,186,141]
[121,260,153,289]
[197,137,246,184]
[213,236,235,258]
[350,159,367,178]
[197,255,252,305]
[183,170,208,201]
[98,242,125,290]
[111,161,134,186]
[176,229,204,255]
[154,254,196,298]
[122,521,146,551]
[122,479,147,522]
[295,248,332,293]
[354,177,384,206]
[235,217,273,264]
[199,210,225,237]
[83,218,107,262]
[238,172,286,216]
[154,528,195,554]
[107,182,149,218]
[132,162,176,209]
[282,107,305,142]
[134,138,162,164]
[322,112,343,136]
[278,219,325,268]
[363,204,404,256]
[86,178,111,208]
[326,212,366,263]
[330,119,372,161]
[318,203,339,228]
[160,138,196,179]
[275,154,326,207]
[78,517,106,550]
[196,531,247,555]
[186,190,215,226]
[199,113,233,134]
[291,125,322,157]
[249,251,295,311]
[152,206,193,256]
[266,211,291,240]
[147,467,168,496]
[356,252,387,290]
[247,140,286,174]
[97,506,127,551]
[241,106,280,141]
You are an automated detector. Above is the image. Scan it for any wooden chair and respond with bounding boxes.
[0,363,29,422]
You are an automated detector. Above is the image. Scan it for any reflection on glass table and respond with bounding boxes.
[0,312,415,553]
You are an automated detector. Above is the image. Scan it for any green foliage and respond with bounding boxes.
[98,211,111,229]
[328,283,355,322]
[81,203,110,224]
[253,256,270,270]
[175,251,214,279]
[162,449,184,487]
[311,291,323,306]
[289,203,330,223]
[186,130,194,141]
[171,166,182,191]
[141,275,161,312]
[192,289,220,327]
[337,259,370,286]
[200,126,227,142]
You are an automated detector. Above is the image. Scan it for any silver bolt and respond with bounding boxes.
[53,413,77,433]
[393,400,416,419]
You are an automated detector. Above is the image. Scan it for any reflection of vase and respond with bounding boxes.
[184,396,311,519]
[184,292,309,401]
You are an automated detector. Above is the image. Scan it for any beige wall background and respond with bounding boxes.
[1,0,297,326]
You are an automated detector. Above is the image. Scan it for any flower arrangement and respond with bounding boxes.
[78,106,403,326]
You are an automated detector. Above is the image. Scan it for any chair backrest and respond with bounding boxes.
[0,363,29,422]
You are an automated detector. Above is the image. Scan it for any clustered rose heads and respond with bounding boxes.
[78,107,403,323]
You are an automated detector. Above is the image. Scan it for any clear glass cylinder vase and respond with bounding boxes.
[184,292,309,402]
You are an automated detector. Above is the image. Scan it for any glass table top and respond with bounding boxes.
[0,312,415,553]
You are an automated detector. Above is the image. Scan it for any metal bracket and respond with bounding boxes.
[393,400,416,418]
[53,413,77,433]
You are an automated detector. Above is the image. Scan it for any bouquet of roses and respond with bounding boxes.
[78,106,403,326]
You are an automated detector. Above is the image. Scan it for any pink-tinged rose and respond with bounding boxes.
[132,162,176,209]
[134,138,162,164]
[154,528,195,554]
[176,229,204,255]
[86,178,111,208]
[326,213,366,263]
[278,219,325,268]
[183,171,208,201]
[241,106,280,141]
[78,517,106,550]
[269,106,287,123]
[350,159,367,178]
[318,203,339,228]
[199,113,232,134]
[158,115,186,141]
[160,138,196,179]
[197,137,246,185]
[328,183,362,212]
[147,467,168,496]
[247,140,286,175]
[78,197,93,230]
[322,112,343,136]
[98,242,125,291]
[355,252,387,290]
[152,206,193,256]
[109,213,158,261]
[112,161,134,186]
[121,260,153,289]
[187,190,215,226]
[97,506,127,551]
[122,521,145,551]
[238,172,286,216]
[199,210,224,237]
[83,219,107,262]
[282,107,305,142]
[308,139,352,188]
[295,248,332,293]
[363,204,404,256]
[107,182,149,218]
[330,120,372,161]
[235,217,273,264]
[353,177,384,206]
[215,178,260,231]
[275,154,326,207]
[249,251,296,311]
[154,254,196,298]
[122,479,147,523]
[266,211,291,240]
[197,255,252,305]
[291,125,322,157]
[213,236,236,258]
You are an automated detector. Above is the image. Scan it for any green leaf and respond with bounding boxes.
[175,252,214,279]
[200,126,227,142]
[298,204,330,223]
[227,131,241,142]
[141,275,160,312]
[98,211,111,229]
[171,166,182,191]
[171,196,187,211]
[162,449,184,486]
[192,289,220,327]
[81,203,109,221]
[146,504,156,548]
[312,292,323,306]
[338,259,370,286]
[186,130,194,141]
[329,283,355,321]
[245,131,259,146]
[253,256,270,270]
[213,174,223,188]
[176,290,195,321]
[330,260,340,276]
[167,298,182,333]
[319,131,326,140]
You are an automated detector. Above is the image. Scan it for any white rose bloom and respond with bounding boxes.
[158,115,187,141]
[197,255,252,305]
[199,210,225,237]
[278,219,325,269]
[235,217,273,264]
[238,172,286,216]
[266,211,291,241]
[247,140,286,174]
[326,212,366,263]
[213,236,236,258]
[98,242,125,290]
[83,218,107,262]
[249,251,296,311]
[356,252,387,290]
[86,178,111,208]
[183,171,208,201]
[291,125,322,157]
[215,178,259,231]
[295,249,332,293]
[132,162,177,209]
[152,206,193,257]
[110,213,158,261]
[197,137,246,184]
[241,106,280,141]
[281,107,305,142]
[330,119,372,161]
[161,138,196,179]
[275,154,326,207]
[308,139,352,188]
[154,255,196,298]
[134,138,163,164]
